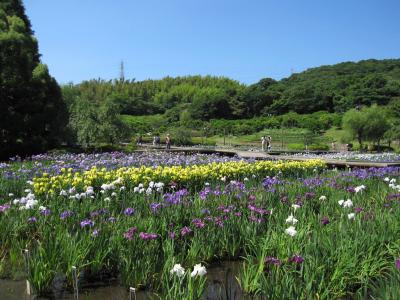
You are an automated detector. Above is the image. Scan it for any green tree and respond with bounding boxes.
[0,1,67,158]
[98,95,127,144]
[363,105,390,147]
[70,97,99,149]
[342,108,368,149]
[69,94,127,148]
[239,78,276,117]
[342,105,390,150]
[189,88,231,120]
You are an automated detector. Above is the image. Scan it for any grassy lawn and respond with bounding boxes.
[193,128,330,150]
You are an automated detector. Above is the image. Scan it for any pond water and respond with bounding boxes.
[0,261,252,300]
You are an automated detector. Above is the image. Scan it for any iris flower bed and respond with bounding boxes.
[1,152,253,181]
[0,154,400,299]
[286,152,400,163]
[31,159,324,196]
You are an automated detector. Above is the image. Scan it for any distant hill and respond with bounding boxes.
[263,59,400,114]
[62,59,400,121]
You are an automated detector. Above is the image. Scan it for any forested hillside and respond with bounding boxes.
[63,59,400,123]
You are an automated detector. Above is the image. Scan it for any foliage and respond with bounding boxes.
[342,105,390,149]
[69,94,128,148]
[169,127,193,146]
[363,105,391,146]
[308,143,330,151]
[120,114,167,135]
[0,1,67,159]
[61,59,400,124]
[287,143,305,151]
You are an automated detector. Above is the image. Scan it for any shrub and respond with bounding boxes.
[308,143,329,151]
[123,138,138,153]
[368,145,394,152]
[234,124,254,135]
[287,143,305,151]
[170,128,193,146]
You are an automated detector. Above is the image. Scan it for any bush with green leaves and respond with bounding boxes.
[342,105,391,149]
[169,127,193,146]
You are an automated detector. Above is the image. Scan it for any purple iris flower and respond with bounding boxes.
[180,226,192,237]
[289,255,304,264]
[214,188,222,196]
[124,207,135,216]
[0,204,11,213]
[304,192,315,199]
[27,216,37,223]
[280,196,289,204]
[80,219,95,228]
[150,203,163,213]
[214,217,224,227]
[40,209,51,216]
[200,208,210,215]
[396,258,400,270]
[249,215,263,223]
[123,227,137,240]
[265,256,281,266]
[90,208,108,217]
[354,207,363,213]
[192,218,205,228]
[60,210,74,220]
[139,232,158,240]
[321,216,330,225]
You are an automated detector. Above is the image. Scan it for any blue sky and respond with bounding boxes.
[24,0,400,84]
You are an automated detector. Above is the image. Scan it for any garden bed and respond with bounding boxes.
[0,153,399,299]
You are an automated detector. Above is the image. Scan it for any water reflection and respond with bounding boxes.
[0,261,252,300]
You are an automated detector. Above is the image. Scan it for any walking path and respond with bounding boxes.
[138,145,400,168]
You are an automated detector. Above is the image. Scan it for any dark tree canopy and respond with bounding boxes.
[0,0,67,159]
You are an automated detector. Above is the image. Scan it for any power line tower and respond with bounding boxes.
[120,60,125,81]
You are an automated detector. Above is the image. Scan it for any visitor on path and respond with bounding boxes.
[155,135,161,147]
[331,141,336,151]
[267,136,272,151]
[152,136,156,147]
[261,136,266,151]
[136,135,143,145]
[166,134,171,150]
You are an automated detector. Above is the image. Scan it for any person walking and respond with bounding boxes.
[156,135,161,147]
[331,141,336,151]
[267,136,272,151]
[166,134,171,150]
[136,135,143,145]
[261,136,266,151]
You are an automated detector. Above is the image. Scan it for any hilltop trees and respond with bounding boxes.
[0,0,67,159]
[61,59,400,124]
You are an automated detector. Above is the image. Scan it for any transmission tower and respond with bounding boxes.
[120,60,125,81]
